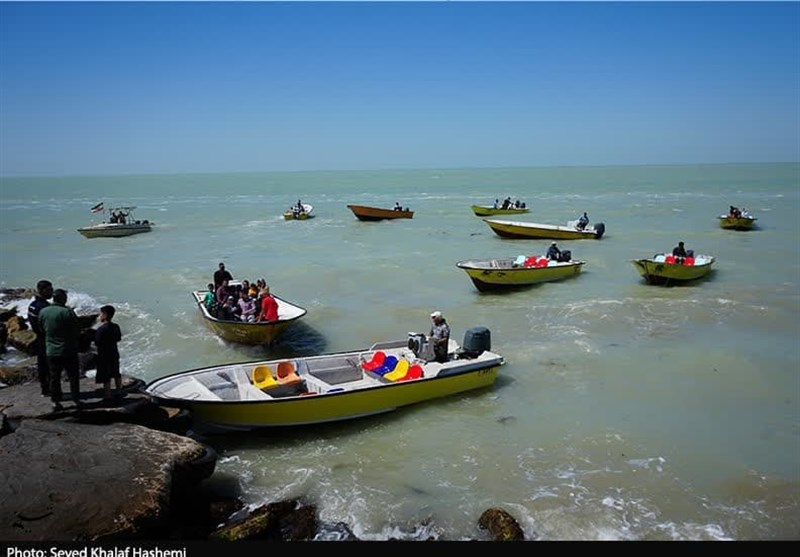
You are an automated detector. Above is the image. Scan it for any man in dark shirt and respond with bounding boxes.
[672,241,688,258]
[546,242,562,261]
[213,262,233,289]
[27,280,53,396]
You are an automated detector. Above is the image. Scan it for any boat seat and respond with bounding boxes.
[373,355,399,376]
[361,350,386,371]
[251,365,280,390]
[276,361,302,386]
[397,364,424,382]
[383,359,410,381]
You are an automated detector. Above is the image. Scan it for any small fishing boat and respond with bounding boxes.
[77,205,153,238]
[192,282,307,345]
[470,205,530,217]
[484,218,605,240]
[456,254,585,292]
[718,214,756,230]
[144,326,504,432]
[347,204,414,221]
[283,203,314,220]
[631,253,715,285]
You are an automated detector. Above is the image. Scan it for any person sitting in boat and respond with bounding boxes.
[219,296,240,321]
[672,241,688,264]
[202,283,216,314]
[576,211,589,231]
[256,286,279,322]
[501,197,512,210]
[493,199,499,209]
[428,310,451,364]
[394,202,403,211]
[237,291,257,322]
[514,199,520,208]
[546,242,562,261]
[728,205,742,218]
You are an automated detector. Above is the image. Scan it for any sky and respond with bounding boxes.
[0,1,798,176]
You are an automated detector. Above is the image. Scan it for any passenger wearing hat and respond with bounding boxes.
[546,242,562,262]
[428,310,451,364]
[27,279,54,396]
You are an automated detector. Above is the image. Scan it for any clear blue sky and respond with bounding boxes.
[1,1,798,176]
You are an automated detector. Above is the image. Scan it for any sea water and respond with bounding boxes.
[1,163,798,540]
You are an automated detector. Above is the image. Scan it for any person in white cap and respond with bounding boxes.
[428,311,451,363]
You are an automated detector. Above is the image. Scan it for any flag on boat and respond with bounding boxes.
[91,202,104,213]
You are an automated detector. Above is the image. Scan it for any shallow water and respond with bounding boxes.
[1,163,798,540]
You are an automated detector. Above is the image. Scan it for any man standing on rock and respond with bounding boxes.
[27,279,53,397]
[39,288,81,412]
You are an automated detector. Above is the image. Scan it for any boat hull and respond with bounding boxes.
[145,336,504,432]
[77,223,152,238]
[631,255,715,285]
[157,366,500,430]
[718,216,756,230]
[347,204,414,221]
[456,258,584,292]
[484,219,604,240]
[470,205,530,217]
[192,287,306,345]
[284,204,314,220]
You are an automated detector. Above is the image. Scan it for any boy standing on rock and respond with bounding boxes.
[95,305,123,401]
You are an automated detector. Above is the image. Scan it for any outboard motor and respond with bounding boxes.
[460,326,491,359]
[408,332,427,358]
[594,222,605,239]
[559,250,572,262]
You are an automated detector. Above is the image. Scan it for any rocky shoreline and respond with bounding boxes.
[0,288,526,542]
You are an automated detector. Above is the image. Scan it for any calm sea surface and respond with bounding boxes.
[1,163,798,540]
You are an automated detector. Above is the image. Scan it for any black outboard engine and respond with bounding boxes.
[686,249,695,258]
[408,332,427,358]
[594,222,605,239]
[460,326,491,359]
[559,250,572,262]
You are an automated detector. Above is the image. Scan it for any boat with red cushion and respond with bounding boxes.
[631,252,716,285]
[145,326,504,432]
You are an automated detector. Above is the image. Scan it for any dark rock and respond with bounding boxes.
[0,419,215,541]
[478,507,525,541]
[0,287,35,301]
[209,499,301,541]
[0,306,19,322]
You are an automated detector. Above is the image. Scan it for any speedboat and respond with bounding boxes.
[347,204,414,221]
[191,281,307,345]
[77,206,153,238]
[283,203,314,220]
[470,205,530,217]
[144,326,504,432]
[456,254,585,292]
[484,218,605,240]
[631,253,715,285]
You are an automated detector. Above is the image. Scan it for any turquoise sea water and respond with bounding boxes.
[1,163,799,540]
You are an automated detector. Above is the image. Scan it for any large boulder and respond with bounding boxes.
[0,419,215,541]
[478,507,525,541]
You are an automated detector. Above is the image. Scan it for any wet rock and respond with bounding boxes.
[478,507,525,541]
[209,499,305,541]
